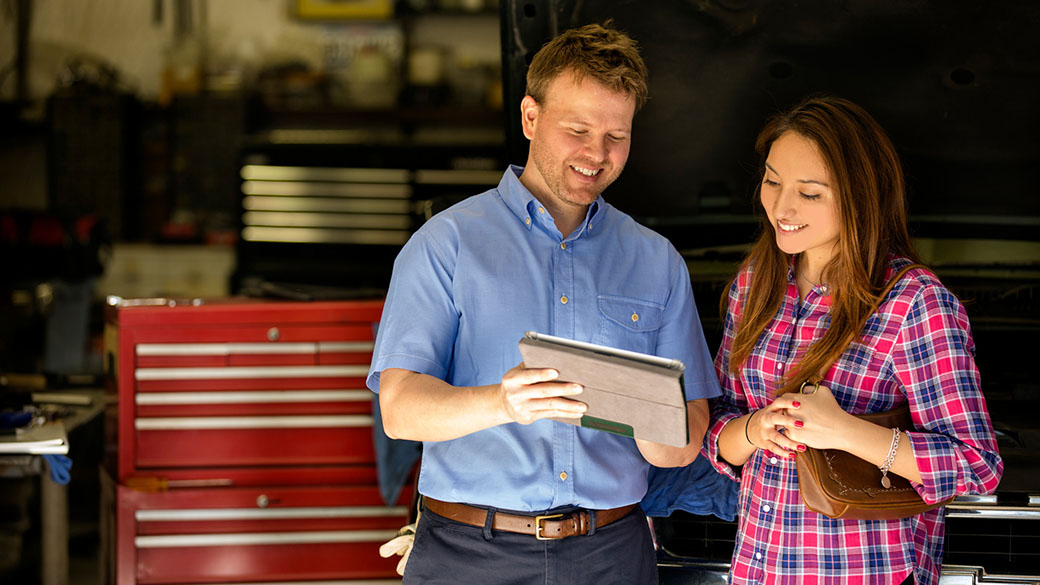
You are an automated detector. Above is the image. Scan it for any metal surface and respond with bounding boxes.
[136,506,409,521]
[243,212,411,229]
[135,389,371,405]
[134,530,399,548]
[240,165,409,183]
[242,196,412,214]
[136,341,374,356]
[241,181,411,198]
[941,566,1040,585]
[134,365,370,380]
[241,226,411,245]
[946,506,1040,520]
[134,415,373,430]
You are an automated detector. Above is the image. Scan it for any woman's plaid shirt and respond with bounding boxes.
[704,257,1003,585]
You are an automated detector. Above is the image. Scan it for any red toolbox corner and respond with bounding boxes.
[100,298,411,585]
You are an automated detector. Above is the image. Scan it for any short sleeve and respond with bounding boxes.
[366,226,460,392]
[656,247,721,402]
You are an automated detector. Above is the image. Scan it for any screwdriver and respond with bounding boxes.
[124,477,234,492]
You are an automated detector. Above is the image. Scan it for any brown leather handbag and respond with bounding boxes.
[794,264,955,520]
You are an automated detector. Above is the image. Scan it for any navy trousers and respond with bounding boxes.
[402,504,659,585]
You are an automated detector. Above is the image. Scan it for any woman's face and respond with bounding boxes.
[760,131,841,269]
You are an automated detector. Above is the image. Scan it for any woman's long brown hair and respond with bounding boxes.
[726,95,920,394]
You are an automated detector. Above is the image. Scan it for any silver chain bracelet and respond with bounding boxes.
[878,427,901,489]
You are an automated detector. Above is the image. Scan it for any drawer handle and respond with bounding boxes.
[945,505,1040,520]
[136,342,374,356]
[136,506,410,521]
[135,390,372,405]
[267,327,280,341]
[134,415,373,430]
[134,365,371,381]
[135,530,400,548]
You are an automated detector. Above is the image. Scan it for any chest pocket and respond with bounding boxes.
[592,295,665,354]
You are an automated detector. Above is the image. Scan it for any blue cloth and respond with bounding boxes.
[367,166,720,512]
[372,396,422,506]
[641,456,738,521]
[0,411,33,430]
[42,454,72,485]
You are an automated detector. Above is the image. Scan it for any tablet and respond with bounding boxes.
[518,331,689,447]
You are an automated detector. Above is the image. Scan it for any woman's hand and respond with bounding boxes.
[746,398,806,459]
[771,383,856,451]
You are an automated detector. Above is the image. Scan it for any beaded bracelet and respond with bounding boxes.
[878,427,901,489]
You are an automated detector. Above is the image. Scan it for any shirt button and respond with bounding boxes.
[560,242,566,250]
[560,471,567,481]
[525,217,531,225]
[769,456,778,465]
[755,552,763,561]
[538,207,545,213]
[560,295,568,304]
[763,505,771,513]
[776,362,783,370]
[631,313,639,322]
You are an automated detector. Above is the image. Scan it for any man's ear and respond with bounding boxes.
[520,95,538,140]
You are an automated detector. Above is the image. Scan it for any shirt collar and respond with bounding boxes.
[498,165,605,238]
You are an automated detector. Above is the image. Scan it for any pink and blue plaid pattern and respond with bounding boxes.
[704,257,1003,585]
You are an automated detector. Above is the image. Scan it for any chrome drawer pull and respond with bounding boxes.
[241,226,411,246]
[135,365,370,381]
[134,415,373,430]
[240,164,409,184]
[136,342,373,356]
[242,179,411,198]
[945,505,1040,520]
[136,506,409,522]
[136,390,372,405]
[135,530,399,548]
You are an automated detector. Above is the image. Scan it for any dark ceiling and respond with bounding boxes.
[501,0,1040,248]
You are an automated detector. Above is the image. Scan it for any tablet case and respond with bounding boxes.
[517,331,689,447]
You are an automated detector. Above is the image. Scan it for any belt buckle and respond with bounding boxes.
[534,513,565,540]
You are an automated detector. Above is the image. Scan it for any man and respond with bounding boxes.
[367,22,719,584]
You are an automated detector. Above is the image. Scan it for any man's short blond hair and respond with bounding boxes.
[525,22,649,111]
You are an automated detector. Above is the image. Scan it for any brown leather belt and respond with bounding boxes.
[422,497,637,540]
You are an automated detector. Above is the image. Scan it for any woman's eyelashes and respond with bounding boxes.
[764,176,821,200]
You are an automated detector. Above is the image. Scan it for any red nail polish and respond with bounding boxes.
[797,444,806,452]
[794,420,804,428]
[792,401,801,408]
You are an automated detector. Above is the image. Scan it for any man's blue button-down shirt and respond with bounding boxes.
[367,166,720,512]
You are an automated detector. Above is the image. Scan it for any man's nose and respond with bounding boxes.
[582,135,608,162]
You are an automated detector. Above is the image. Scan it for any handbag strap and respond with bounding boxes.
[804,262,928,387]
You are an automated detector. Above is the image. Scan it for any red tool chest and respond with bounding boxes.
[101,298,409,585]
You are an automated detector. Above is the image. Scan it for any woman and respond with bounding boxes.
[703,95,1002,585]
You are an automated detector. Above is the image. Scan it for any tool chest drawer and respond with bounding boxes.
[105,299,385,482]
[102,471,410,585]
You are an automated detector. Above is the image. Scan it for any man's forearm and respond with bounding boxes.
[379,368,506,442]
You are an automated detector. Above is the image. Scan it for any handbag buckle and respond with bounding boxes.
[800,380,819,395]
